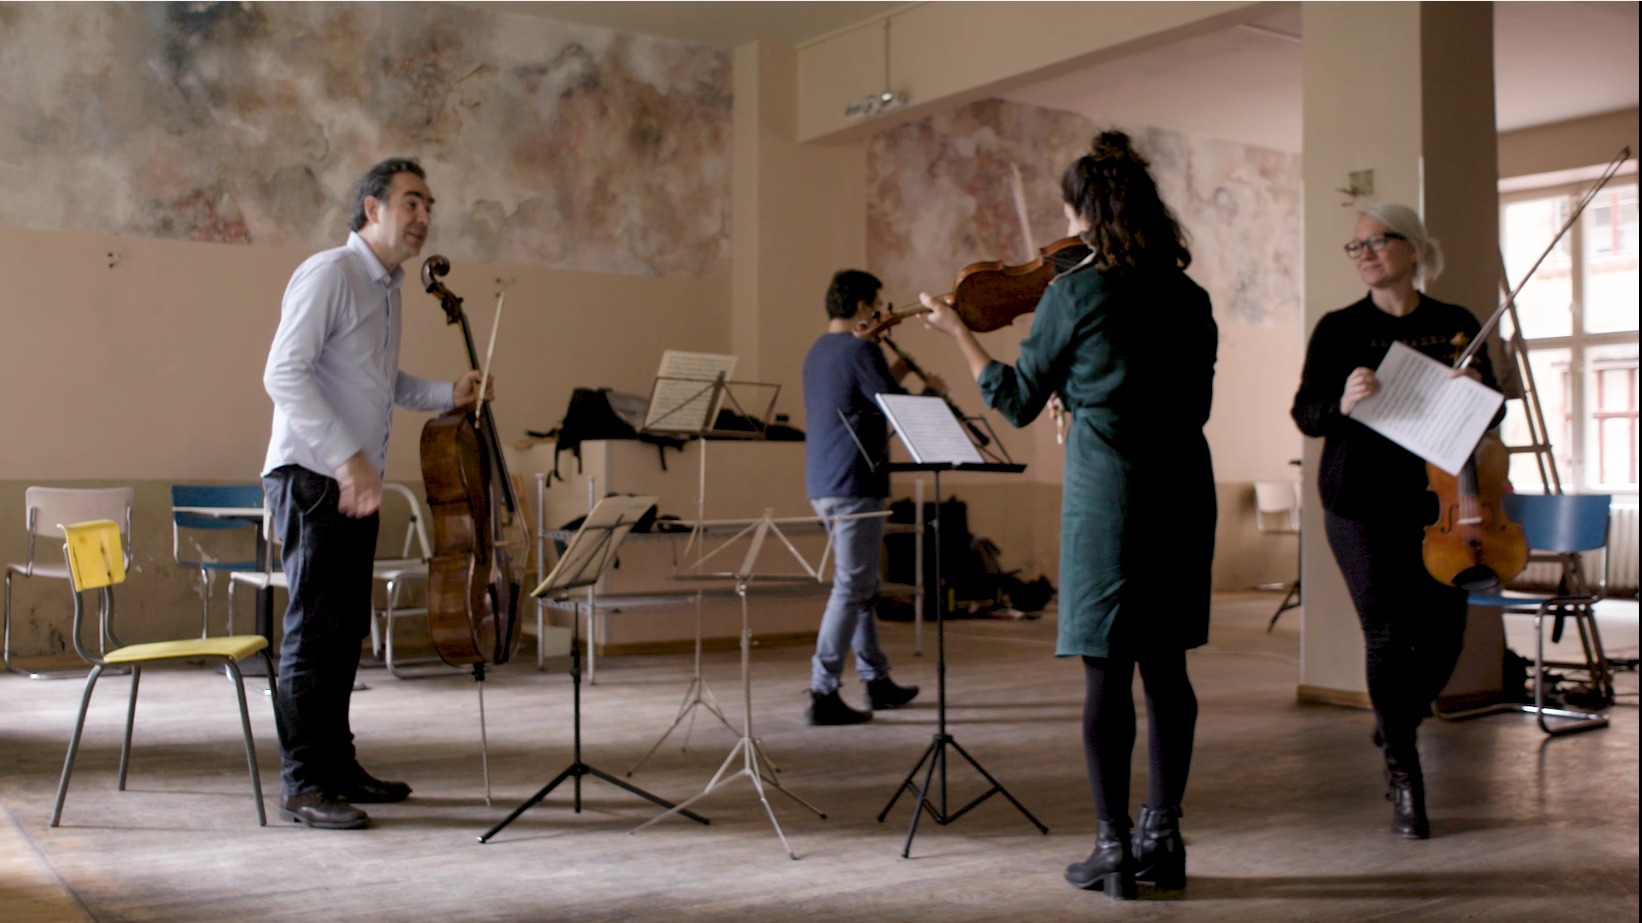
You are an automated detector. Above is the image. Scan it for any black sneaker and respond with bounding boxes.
[807,689,872,726]
[865,676,920,710]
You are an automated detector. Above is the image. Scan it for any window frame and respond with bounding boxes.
[1498,174,1639,497]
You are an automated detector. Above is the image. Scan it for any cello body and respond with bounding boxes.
[418,256,525,668]
[1423,435,1528,591]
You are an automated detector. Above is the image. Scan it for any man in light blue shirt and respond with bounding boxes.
[261,158,488,830]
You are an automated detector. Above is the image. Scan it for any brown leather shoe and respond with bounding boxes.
[280,790,368,829]
[338,769,412,804]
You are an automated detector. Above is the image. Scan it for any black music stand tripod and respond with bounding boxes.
[864,395,1046,857]
[479,495,708,842]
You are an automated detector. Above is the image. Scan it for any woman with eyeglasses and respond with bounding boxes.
[1290,203,1500,840]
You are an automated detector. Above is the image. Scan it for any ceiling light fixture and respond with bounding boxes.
[844,18,907,120]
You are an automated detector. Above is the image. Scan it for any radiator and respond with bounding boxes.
[1511,504,1639,597]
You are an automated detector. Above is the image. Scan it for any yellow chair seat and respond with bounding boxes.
[104,634,269,665]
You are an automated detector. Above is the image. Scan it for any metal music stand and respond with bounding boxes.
[479,494,708,843]
[630,510,826,860]
[868,394,1047,856]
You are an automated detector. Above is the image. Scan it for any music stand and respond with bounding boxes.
[479,495,708,843]
[630,511,826,860]
[870,395,1047,857]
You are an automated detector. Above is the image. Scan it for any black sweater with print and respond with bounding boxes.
[1290,293,1499,524]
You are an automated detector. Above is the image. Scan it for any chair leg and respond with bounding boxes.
[51,666,104,827]
[224,658,268,825]
[118,665,144,790]
[198,568,213,639]
[1532,610,1608,737]
[1265,580,1301,633]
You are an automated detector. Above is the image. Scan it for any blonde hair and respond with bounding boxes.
[1359,202,1444,286]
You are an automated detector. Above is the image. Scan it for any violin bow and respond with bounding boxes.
[1454,144,1632,372]
[1011,160,1068,446]
[476,290,505,418]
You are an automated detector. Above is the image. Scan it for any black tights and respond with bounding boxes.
[1324,511,1467,770]
[1081,651,1197,823]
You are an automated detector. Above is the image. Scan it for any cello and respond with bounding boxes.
[419,255,528,669]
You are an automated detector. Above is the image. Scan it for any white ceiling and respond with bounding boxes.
[474,2,1639,153]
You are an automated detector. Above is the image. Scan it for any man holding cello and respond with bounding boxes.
[261,157,491,830]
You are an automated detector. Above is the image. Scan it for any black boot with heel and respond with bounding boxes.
[1387,768,1430,839]
[1132,804,1186,890]
[1063,819,1137,899]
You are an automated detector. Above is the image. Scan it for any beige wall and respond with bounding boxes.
[1499,108,1640,180]
[795,2,1260,143]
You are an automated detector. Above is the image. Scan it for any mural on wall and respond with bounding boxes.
[0,2,732,277]
[866,99,1301,328]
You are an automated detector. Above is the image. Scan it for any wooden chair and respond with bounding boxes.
[51,519,278,827]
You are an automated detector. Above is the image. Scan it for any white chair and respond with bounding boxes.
[370,483,440,677]
[1254,480,1302,631]
[226,507,284,637]
[5,486,135,678]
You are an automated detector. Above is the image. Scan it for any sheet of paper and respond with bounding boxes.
[1348,340,1504,475]
[875,394,985,465]
[643,350,737,432]
[531,494,658,597]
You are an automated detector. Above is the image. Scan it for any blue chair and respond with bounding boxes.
[170,484,264,637]
[1442,493,1614,737]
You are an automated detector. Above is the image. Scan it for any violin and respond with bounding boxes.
[854,236,1092,339]
[1423,435,1528,591]
[418,256,528,670]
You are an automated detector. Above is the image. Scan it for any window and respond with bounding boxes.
[1499,178,1639,493]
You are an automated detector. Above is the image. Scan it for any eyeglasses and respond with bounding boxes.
[1343,232,1407,257]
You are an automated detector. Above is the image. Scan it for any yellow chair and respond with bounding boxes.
[51,520,278,827]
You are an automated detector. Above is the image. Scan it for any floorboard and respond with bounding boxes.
[1,593,1635,922]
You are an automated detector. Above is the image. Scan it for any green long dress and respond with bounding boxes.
[978,262,1217,658]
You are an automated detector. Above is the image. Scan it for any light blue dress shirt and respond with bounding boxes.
[263,232,454,479]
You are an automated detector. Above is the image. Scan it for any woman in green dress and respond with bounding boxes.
[920,131,1217,900]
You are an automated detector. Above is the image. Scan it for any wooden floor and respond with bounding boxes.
[1,593,1636,922]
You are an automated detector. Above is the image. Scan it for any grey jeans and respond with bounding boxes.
[809,496,892,693]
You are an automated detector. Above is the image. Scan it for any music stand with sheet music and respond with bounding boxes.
[868,394,1047,857]
[479,494,708,843]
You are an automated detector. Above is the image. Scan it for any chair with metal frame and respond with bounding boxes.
[170,483,264,638]
[1439,492,1614,737]
[1254,480,1302,631]
[370,483,441,677]
[5,486,135,679]
[51,519,277,827]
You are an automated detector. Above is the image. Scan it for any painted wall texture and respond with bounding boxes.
[866,98,1302,332]
[0,2,733,277]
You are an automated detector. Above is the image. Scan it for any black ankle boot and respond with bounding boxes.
[1132,804,1186,890]
[1387,769,1430,839]
[1064,819,1137,899]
